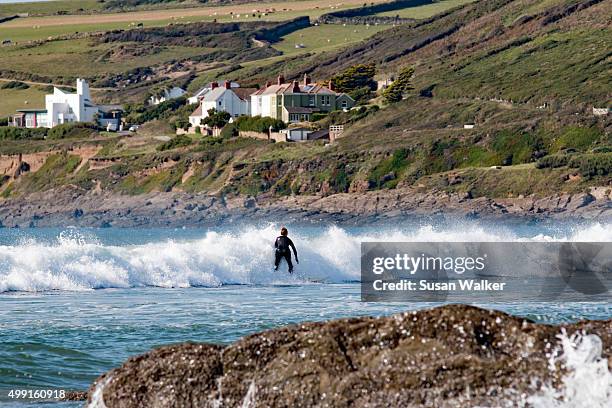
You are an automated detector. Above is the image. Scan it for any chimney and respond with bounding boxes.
[328,80,334,92]
[224,81,231,89]
[292,80,300,93]
[303,74,311,86]
[277,75,285,85]
[211,81,219,90]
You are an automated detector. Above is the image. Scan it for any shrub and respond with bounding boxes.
[383,66,414,104]
[202,109,231,129]
[0,126,47,140]
[368,148,410,188]
[0,117,8,127]
[220,123,239,139]
[126,97,187,125]
[0,81,29,90]
[157,135,193,151]
[537,153,611,178]
[235,116,286,133]
[571,153,612,178]
[552,127,603,153]
[536,154,573,169]
[47,123,98,140]
[330,64,376,94]
[311,113,328,122]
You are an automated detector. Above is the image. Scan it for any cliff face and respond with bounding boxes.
[0,185,609,228]
[87,304,611,407]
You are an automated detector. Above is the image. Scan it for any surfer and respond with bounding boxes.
[274,227,299,273]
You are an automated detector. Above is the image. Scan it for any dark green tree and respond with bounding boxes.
[383,66,415,104]
[202,108,231,129]
[330,64,377,94]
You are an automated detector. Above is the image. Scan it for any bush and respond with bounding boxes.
[157,135,193,151]
[383,66,414,104]
[202,109,231,129]
[0,117,8,127]
[349,86,375,105]
[311,113,328,122]
[47,123,98,140]
[235,116,286,133]
[537,153,611,178]
[330,64,377,94]
[0,126,47,140]
[220,123,239,139]
[571,153,612,178]
[368,148,410,188]
[1,81,29,90]
[536,154,573,169]
[126,97,187,125]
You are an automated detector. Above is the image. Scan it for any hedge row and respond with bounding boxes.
[537,153,612,178]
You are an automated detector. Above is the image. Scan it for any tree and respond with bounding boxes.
[202,108,231,129]
[383,66,414,104]
[330,64,377,94]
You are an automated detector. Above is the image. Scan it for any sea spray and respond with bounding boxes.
[1,222,610,293]
[526,330,612,407]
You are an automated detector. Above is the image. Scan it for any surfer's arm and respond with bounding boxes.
[289,239,298,263]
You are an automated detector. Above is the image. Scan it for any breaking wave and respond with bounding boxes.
[0,222,610,292]
[526,331,612,407]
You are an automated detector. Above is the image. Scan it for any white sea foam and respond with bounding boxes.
[526,330,612,407]
[0,222,610,292]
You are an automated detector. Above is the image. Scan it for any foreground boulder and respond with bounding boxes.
[88,305,611,407]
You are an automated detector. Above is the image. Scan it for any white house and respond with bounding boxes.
[149,86,186,105]
[45,79,99,127]
[188,82,255,128]
[11,79,122,130]
[188,80,240,105]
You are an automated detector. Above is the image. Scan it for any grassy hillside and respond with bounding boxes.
[293,0,610,106]
[0,0,610,202]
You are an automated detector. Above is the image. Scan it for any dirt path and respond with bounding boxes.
[1,0,390,28]
[0,78,115,91]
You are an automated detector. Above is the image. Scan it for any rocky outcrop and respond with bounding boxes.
[88,305,611,407]
[0,185,609,228]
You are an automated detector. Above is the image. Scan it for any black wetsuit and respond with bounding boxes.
[274,236,298,273]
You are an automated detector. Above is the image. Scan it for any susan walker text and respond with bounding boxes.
[372,279,507,292]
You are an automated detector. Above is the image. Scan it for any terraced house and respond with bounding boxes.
[251,75,355,123]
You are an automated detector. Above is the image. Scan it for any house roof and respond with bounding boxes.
[16,108,47,113]
[192,81,240,97]
[98,104,123,113]
[233,88,257,101]
[201,87,227,102]
[190,104,203,117]
[254,81,339,96]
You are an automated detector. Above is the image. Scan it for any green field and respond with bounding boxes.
[0,0,388,42]
[376,0,477,18]
[273,24,390,56]
[0,38,216,78]
[0,0,101,16]
[0,84,48,116]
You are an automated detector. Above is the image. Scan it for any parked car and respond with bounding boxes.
[128,125,139,132]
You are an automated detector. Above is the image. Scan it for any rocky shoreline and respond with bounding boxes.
[0,186,610,228]
[85,304,611,407]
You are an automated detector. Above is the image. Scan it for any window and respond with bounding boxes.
[341,100,348,109]
[309,95,315,107]
[219,101,222,106]
[322,95,330,106]
[290,114,299,122]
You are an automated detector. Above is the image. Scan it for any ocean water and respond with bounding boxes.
[0,220,610,407]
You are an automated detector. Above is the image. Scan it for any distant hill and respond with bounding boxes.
[288,0,610,106]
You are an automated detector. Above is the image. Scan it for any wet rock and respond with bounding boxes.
[88,305,611,408]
